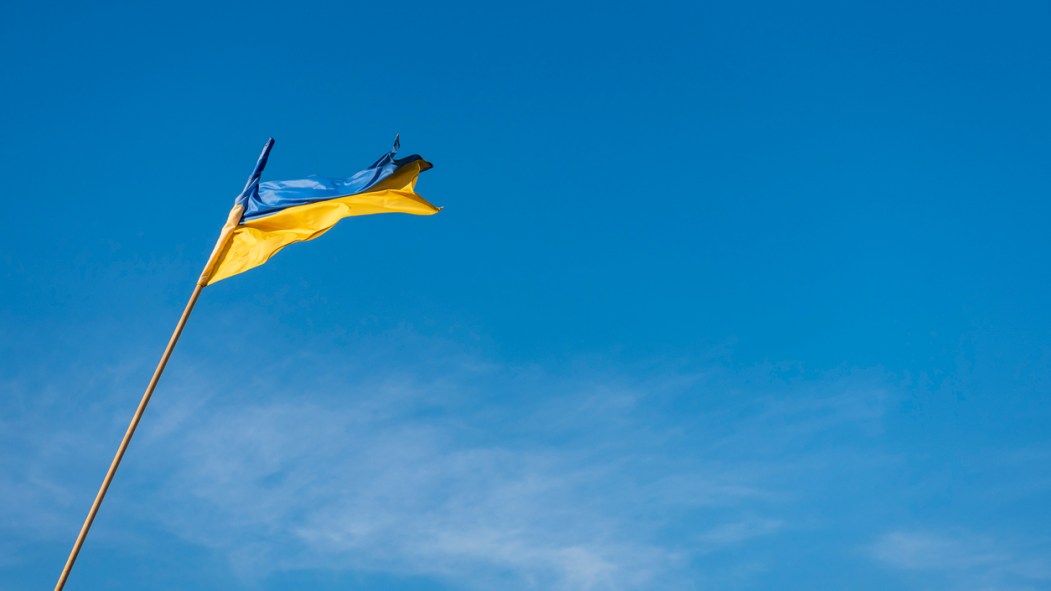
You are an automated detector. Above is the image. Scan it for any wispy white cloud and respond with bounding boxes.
[869,529,1051,590]
[695,518,784,552]
[1,329,897,589]
[129,361,712,588]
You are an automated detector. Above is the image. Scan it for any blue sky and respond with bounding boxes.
[2,1,1050,589]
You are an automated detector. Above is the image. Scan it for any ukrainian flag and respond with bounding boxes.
[201,136,438,285]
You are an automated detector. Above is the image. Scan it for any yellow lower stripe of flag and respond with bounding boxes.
[206,159,438,285]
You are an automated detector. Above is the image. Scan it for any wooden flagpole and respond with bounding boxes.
[53,282,204,591]
[54,140,271,591]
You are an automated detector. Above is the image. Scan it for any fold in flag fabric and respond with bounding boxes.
[202,136,439,285]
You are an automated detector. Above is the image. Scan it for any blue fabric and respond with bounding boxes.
[235,135,424,222]
[233,137,275,211]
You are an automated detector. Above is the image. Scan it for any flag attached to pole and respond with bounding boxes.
[201,135,439,285]
[54,135,439,591]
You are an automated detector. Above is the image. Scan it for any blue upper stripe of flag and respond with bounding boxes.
[236,135,425,221]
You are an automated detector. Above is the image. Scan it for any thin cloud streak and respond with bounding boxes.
[869,529,1051,590]
[4,330,895,589]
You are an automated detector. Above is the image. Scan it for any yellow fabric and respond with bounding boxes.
[206,159,438,285]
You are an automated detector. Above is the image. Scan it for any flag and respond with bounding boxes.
[201,136,439,285]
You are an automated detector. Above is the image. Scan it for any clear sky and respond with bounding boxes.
[2,1,1050,590]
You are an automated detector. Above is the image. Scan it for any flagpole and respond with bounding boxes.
[53,281,203,591]
[54,139,272,591]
